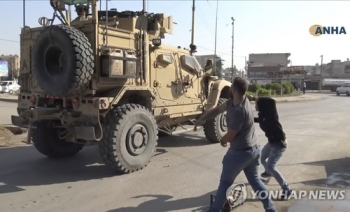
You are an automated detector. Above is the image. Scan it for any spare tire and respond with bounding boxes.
[32,25,94,97]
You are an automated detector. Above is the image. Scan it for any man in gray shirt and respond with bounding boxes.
[195,77,275,212]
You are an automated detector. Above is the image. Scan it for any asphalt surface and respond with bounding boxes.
[0,93,350,212]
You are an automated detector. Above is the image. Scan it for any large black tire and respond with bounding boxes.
[32,25,94,97]
[32,121,84,158]
[203,98,228,143]
[99,104,158,174]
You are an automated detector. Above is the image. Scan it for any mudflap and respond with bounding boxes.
[11,115,29,128]
[75,115,103,141]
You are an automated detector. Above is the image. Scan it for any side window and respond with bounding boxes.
[181,55,201,72]
[157,53,173,65]
[9,82,12,85]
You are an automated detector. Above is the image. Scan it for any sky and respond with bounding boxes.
[0,0,349,70]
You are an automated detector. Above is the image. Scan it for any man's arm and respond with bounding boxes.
[194,101,228,131]
[199,101,228,121]
[221,109,244,145]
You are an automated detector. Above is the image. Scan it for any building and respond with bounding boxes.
[0,54,20,80]
[248,53,291,67]
[222,68,233,81]
[301,60,350,78]
[247,53,293,85]
[247,53,291,80]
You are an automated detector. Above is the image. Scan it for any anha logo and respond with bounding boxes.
[309,24,346,36]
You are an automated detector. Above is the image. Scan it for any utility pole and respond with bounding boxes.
[319,55,323,92]
[231,17,235,81]
[213,0,218,76]
[244,56,247,78]
[189,0,196,55]
[191,0,195,47]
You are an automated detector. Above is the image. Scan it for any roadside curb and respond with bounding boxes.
[0,97,17,103]
[250,95,321,103]
[273,96,321,103]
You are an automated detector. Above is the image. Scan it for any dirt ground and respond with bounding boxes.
[0,126,26,147]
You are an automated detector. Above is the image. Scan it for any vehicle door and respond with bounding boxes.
[152,49,179,104]
[7,81,13,92]
[175,53,202,104]
[344,83,350,93]
[0,82,5,92]
[338,83,345,93]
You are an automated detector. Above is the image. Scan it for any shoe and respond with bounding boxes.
[280,189,293,200]
[261,172,272,178]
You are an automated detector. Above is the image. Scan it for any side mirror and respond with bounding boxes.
[203,59,213,75]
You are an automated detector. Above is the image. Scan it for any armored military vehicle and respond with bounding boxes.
[12,0,232,174]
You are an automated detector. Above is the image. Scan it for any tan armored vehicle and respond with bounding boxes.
[12,0,232,174]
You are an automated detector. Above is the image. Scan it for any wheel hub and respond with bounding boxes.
[220,112,227,131]
[126,124,148,156]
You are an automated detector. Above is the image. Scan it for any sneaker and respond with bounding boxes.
[261,172,272,178]
[280,189,293,200]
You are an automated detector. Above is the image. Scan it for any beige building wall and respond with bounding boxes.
[248,53,290,67]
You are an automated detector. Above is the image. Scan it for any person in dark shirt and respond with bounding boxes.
[254,97,293,199]
[195,78,276,212]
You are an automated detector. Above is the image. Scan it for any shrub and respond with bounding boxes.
[265,83,272,90]
[280,82,295,94]
[282,83,290,94]
[286,82,294,93]
[257,88,270,96]
[248,83,260,93]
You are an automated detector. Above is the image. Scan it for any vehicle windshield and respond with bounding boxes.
[0,82,8,86]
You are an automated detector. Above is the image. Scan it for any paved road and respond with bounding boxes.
[0,93,350,212]
[0,101,16,125]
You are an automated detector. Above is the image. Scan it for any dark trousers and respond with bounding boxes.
[303,87,306,94]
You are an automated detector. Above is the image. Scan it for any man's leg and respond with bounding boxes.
[210,149,251,212]
[244,146,275,212]
[265,145,291,193]
[260,143,271,177]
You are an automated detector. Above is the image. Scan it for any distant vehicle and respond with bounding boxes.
[322,78,350,92]
[336,82,350,96]
[0,80,20,94]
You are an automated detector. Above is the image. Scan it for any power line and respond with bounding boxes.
[0,38,19,43]
[196,45,245,58]
[196,5,214,35]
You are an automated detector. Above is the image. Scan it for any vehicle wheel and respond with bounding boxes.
[99,104,158,174]
[203,98,228,143]
[32,25,94,97]
[336,91,340,96]
[346,91,350,96]
[9,90,13,94]
[32,121,84,158]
